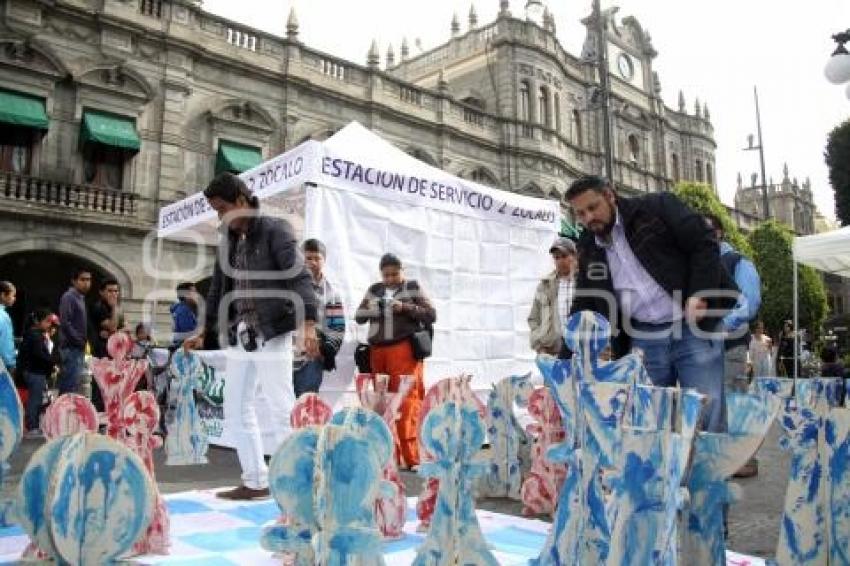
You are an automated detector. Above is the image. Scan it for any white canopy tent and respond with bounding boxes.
[792,225,850,379]
[153,122,559,448]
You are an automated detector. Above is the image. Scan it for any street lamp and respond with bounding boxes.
[824,29,850,99]
[742,86,770,219]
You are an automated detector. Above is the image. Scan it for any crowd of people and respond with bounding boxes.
[1,171,847,495]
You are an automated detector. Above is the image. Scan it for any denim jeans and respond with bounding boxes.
[630,320,726,432]
[58,347,84,395]
[24,371,46,430]
[293,359,324,398]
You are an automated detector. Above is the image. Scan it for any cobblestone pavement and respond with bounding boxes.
[5,422,789,560]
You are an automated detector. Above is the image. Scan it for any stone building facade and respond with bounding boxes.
[0,0,716,335]
[734,164,817,236]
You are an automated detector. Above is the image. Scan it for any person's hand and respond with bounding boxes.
[302,321,320,359]
[391,300,405,314]
[685,296,708,323]
[183,333,204,351]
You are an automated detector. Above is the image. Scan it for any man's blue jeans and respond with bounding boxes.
[293,359,324,398]
[630,320,726,432]
[58,346,84,395]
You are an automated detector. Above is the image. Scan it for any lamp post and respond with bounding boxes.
[743,86,770,220]
[593,0,614,182]
[824,29,850,98]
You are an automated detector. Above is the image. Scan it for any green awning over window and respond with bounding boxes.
[215,140,263,174]
[0,90,49,130]
[80,110,141,152]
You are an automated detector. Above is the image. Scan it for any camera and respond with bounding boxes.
[238,325,259,352]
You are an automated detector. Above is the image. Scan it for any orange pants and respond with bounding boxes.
[370,339,425,467]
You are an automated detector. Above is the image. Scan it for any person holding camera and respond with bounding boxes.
[184,172,318,501]
[355,253,436,469]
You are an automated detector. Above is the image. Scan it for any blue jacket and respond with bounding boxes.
[0,305,16,369]
[171,301,197,345]
[720,241,761,334]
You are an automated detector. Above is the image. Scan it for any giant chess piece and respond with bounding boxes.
[17,433,155,565]
[482,372,533,499]
[412,401,498,566]
[0,361,22,527]
[520,386,566,517]
[684,391,780,565]
[290,392,332,429]
[261,427,322,566]
[91,332,148,439]
[164,349,209,466]
[123,391,170,555]
[356,373,414,539]
[533,311,653,565]
[761,377,850,565]
[262,407,390,566]
[22,393,98,560]
[43,393,98,439]
[415,374,485,531]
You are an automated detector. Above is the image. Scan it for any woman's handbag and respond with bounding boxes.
[410,322,433,360]
[354,342,371,373]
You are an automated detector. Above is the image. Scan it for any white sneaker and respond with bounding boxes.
[24,429,44,439]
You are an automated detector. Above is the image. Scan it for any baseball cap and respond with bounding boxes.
[549,237,577,255]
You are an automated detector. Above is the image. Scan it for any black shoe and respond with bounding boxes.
[215,485,270,500]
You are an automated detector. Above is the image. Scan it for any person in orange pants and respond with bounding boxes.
[356,253,436,469]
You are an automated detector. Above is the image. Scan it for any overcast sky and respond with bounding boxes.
[203,0,850,220]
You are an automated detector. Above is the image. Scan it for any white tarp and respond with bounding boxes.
[793,225,850,276]
[310,123,557,396]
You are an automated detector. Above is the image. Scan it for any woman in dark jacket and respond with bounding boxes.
[355,253,436,468]
[18,308,56,436]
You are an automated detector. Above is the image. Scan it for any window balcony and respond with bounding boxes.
[0,171,137,218]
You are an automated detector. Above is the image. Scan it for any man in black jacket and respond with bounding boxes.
[184,172,318,500]
[567,176,737,432]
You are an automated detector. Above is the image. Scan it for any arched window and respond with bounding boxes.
[671,153,680,182]
[695,159,704,182]
[470,167,500,187]
[627,134,640,162]
[554,93,561,132]
[572,110,583,147]
[706,162,714,186]
[538,86,550,127]
[519,81,531,122]
[406,147,439,167]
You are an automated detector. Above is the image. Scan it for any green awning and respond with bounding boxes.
[215,140,263,174]
[80,110,141,152]
[0,90,48,130]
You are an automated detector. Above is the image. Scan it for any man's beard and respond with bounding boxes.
[587,217,615,236]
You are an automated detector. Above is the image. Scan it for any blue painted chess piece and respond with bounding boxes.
[483,372,534,499]
[263,407,390,566]
[0,362,22,527]
[413,401,499,566]
[17,432,155,565]
[165,350,209,465]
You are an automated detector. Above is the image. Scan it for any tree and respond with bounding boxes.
[826,118,850,226]
[748,221,828,338]
[673,181,751,256]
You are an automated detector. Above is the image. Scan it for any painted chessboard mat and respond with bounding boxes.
[0,489,766,565]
